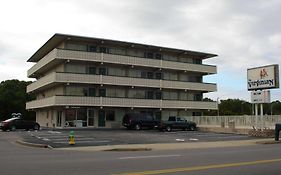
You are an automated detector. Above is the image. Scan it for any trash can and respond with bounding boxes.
[275,123,281,141]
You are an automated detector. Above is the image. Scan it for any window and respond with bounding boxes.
[192,112,202,116]
[146,91,154,99]
[155,72,162,79]
[88,45,97,52]
[83,88,88,96]
[88,67,96,75]
[155,92,162,99]
[141,72,147,78]
[146,52,154,59]
[107,88,116,97]
[89,88,96,97]
[194,94,202,101]
[196,76,202,82]
[66,86,84,96]
[170,91,178,100]
[99,89,106,97]
[179,91,188,100]
[65,64,86,74]
[155,53,162,60]
[116,89,125,97]
[100,47,108,53]
[66,43,87,51]
[193,59,202,64]
[147,72,153,79]
[99,67,107,75]
[106,111,115,121]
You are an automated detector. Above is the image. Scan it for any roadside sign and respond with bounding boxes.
[247,64,279,91]
[251,90,271,104]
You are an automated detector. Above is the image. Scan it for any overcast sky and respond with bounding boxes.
[0,0,280,101]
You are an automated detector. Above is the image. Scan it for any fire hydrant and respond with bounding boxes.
[69,131,75,145]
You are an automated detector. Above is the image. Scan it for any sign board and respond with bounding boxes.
[247,64,279,90]
[251,90,271,104]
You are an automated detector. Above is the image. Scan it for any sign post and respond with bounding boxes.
[247,64,279,129]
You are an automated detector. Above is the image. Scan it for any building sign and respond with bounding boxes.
[247,64,279,90]
[251,90,271,104]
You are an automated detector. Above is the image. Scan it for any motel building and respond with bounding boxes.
[26,34,218,128]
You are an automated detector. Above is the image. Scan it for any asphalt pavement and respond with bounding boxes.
[17,128,258,148]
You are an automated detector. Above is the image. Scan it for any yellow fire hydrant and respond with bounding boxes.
[69,131,75,145]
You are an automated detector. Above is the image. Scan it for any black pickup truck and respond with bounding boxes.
[157,116,197,132]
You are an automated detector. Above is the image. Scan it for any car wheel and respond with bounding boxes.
[166,126,172,132]
[135,124,141,130]
[33,124,40,130]
[189,125,196,131]
[11,125,16,131]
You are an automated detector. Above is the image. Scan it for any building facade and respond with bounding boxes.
[26,34,218,128]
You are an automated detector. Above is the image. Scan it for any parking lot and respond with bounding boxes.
[12,128,257,148]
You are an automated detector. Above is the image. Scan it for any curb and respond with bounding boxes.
[58,139,273,152]
[256,140,281,144]
[104,148,152,151]
[15,140,52,149]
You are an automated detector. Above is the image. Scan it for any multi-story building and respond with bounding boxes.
[26,34,217,128]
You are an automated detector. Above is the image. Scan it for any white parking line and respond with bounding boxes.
[47,131,62,134]
[53,140,110,144]
[50,137,96,141]
[119,155,181,160]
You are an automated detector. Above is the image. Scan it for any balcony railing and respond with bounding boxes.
[26,96,218,110]
[28,49,217,77]
[27,72,217,93]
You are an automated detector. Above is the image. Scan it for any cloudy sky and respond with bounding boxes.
[0,0,280,101]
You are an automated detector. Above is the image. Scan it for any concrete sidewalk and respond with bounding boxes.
[57,138,275,152]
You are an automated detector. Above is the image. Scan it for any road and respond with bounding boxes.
[1,131,281,175]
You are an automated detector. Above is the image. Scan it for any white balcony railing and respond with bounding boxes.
[27,72,217,93]
[28,49,217,77]
[26,96,218,110]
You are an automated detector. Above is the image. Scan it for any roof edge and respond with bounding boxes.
[27,33,218,62]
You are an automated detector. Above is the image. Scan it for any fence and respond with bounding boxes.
[184,115,281,129]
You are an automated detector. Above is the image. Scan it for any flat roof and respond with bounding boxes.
[27,33,218,62]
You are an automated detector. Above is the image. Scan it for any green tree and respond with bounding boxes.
[219,99,252,115]
[0,80,35,121]
[270,100,281,115]
[203,98,281,116]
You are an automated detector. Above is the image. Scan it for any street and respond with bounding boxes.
[1,131,281,175]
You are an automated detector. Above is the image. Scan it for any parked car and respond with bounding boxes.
[122,113,159,130]
[157,116,197,132]
[0,118,40,131]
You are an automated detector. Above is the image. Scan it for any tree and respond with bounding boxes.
[270,100,281,115]
[0,80,35,121]
[203,98,281,116]
[219,99,252,115]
